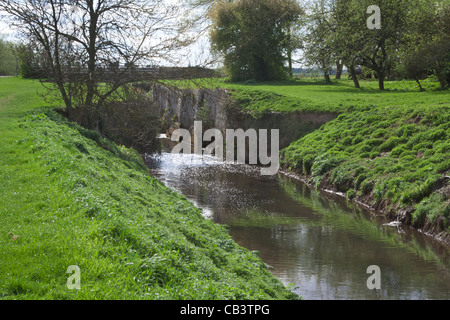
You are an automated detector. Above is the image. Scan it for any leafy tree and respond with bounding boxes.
[307,0,414,90]
[302,0,364,87]
[0,37,17,76]
[208,0,303,81]
[331,0,364,88]
[346,0,412,90]
[400,0,450,89]
[302,0,336,83]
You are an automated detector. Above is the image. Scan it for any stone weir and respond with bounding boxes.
[152,83,338,150]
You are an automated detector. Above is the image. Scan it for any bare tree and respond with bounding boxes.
[0,0,197,129]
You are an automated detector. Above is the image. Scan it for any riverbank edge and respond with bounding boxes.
[279,168,450,245]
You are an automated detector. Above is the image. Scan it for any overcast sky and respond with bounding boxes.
[0,1,306,68]
[0,20,14,39]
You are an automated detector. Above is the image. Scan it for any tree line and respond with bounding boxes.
[0,38,36,77]
[0,0,448,140]
[206,0,450,90]
[2,0,448,90]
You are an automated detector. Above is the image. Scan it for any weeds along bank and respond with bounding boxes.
[281,104,450,241]
[0,78,297,299]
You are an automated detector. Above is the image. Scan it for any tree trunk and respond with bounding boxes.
[287,28,293,79]
[348,65,360,89]
[84,4,100,130]
[435,63,447,89]
[335,61,343,79]
[288,50,293,79]
[324,70,331,83]
[415,78,424,92]
[378,70,385,90]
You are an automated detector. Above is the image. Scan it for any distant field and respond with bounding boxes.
[173,77,448,117]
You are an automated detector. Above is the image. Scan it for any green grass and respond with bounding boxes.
[0,77,298,300]
[268,83,449,230]
[176,77,448,116]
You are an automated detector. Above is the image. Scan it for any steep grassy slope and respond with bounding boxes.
[281,104,450,234]
[0,78,297,299]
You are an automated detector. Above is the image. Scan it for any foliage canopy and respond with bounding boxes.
[208,0,303,81]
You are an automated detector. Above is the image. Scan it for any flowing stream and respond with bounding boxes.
[147,139,450,300]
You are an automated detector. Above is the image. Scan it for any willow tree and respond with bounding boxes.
[0,0,196,130]
[208,0,303,81]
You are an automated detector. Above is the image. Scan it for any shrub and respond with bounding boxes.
[100,90,161,154]
[401,176,440,204]
[341,136,353,146]
[355,173,367,189]
[413,193,449,226]
[373,180,387,201]
[302,154,315,175]
[352,135,364,144]
[311,153,345,177]
[346,188,356,200]
[426,129,447,142]
[360,179,374,195]
[393,124,420,138]
[379,136,406,152]
[390,146,406,157]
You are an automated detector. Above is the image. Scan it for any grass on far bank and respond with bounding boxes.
[173,77,448,117]
[0,77,297,300]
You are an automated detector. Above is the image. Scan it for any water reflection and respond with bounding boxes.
[147,142,450,300]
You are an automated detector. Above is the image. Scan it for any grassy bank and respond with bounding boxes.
[0,77,297,299]
[282,104,449,232]
[208,78,449,238]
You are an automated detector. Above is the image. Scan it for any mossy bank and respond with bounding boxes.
[0,77,298,299]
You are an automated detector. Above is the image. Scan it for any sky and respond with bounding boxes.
[0,3,214,68]
[0,1,306,69]
[0,20,14,39]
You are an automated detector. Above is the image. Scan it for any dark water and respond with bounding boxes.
[147,140,450,300]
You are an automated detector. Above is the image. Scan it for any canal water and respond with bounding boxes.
[147,140,450,300]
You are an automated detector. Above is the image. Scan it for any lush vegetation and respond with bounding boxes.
[205,0,449,89]
[0,38,17,76]
[0,77,298,299]
[208,0,302,81]
[282,103,449,227]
